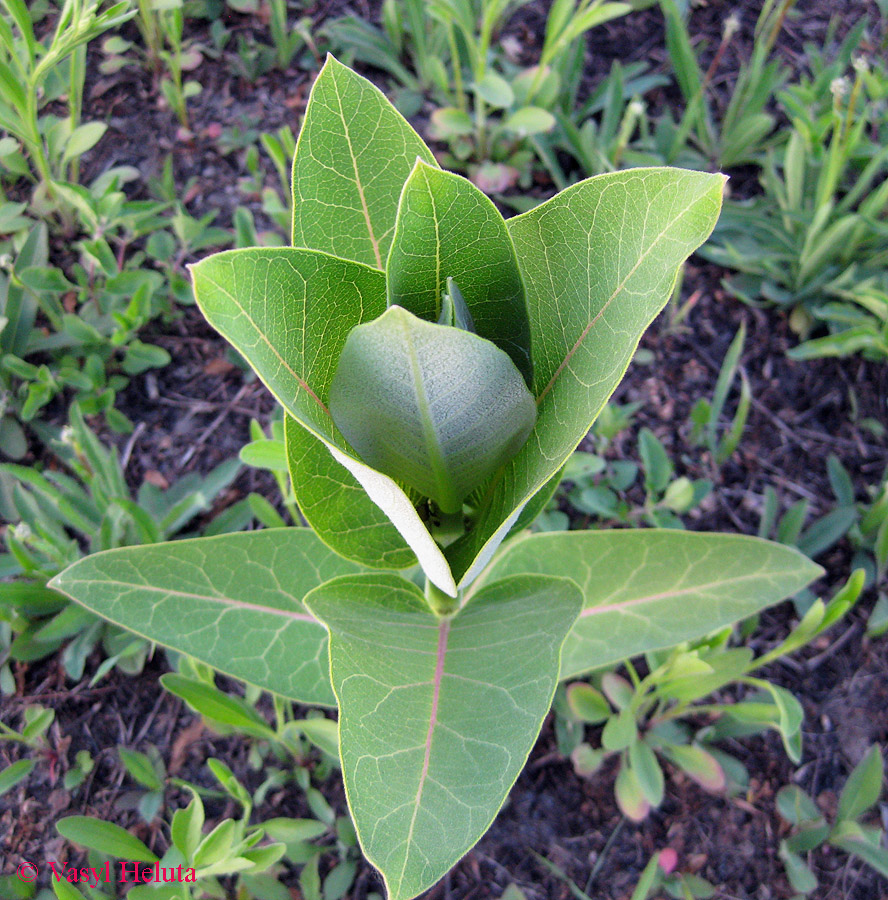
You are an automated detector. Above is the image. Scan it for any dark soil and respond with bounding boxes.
[2,2,887,899]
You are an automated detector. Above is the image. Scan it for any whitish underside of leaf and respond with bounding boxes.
[291,54,438,268]
[306,572,582,900]
[284,414,417,569]
[48,529,371,706]
[479,529,822,679]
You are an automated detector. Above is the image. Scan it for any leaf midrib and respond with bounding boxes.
[399,312,458,512]
[578,568,811,619]
[533,188,711,406]
[54,577,317,623]
[330,68,383,268]
[397,616,450,893]
[200,267,331,421]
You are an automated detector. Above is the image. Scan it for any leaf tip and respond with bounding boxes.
[46,570,68,595]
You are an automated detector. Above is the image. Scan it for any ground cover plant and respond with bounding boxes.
[0,2,886,900]
[47,57,827,900]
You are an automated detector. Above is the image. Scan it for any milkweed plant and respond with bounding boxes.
[51,57,822,900]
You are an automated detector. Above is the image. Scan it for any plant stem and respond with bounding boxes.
[425,580,459,617]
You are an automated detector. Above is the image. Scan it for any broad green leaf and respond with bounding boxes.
[53,880,89,900]
[503,106,556,136]
[615,763,649,821]
[661,743,725,792]
[386,160,533,385]
[57,816,158,862]
[565,683,610,723]
[776,785,822,826]
[779,842,819,893]
[305,572,582,900]
[329,306,536,514]
[190,248,456,596]
[630,739,665,807]
[62,122,107,164]
[836,744,883,823]
[429,107,474,138]
[284,415,416,569]
[190,248,384,445]
[602,707,636,750]
[832,831,888,878]
[0,758,34,795]
[446,169,726,588]
[294,717,340,759]
[291,55,437,268]
[119,747,164,792]
[161,675,276,740]
[473,72,514,108]
[171,794,205,859]
[48,529,369,706]
[478,530,822,679]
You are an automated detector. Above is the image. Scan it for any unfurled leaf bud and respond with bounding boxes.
[329,305,536,514]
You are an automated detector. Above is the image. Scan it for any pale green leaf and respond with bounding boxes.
[387,160,533,384]
[832,832,888,878]
[776,785,821,826]
[473,72,514,108]
[779,842,818,893]
[53,880,89,900]
[837,745,884,823]
[615,764,649,821]
[48,529,370,706]
[0,758,34,795]
[329,306,536,514]
[62,122,107,164]
[429,107,474,138]
[305,572,582,900]
[171,794,205,860]
[161,675,276,740]
[630,739,665,807]
[57,816,158,862]
[661,743,725,792]
[292,55,437,268]
[478,530,822,679]
[565,682,610,723]
[447,169,726,587]
[295,717,340,759]
[503,106,556,135]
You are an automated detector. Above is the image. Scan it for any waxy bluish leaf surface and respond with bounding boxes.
[292,55,438,268]
[48,529,368,706]
[190,247,457,595]
[305,573,582,900]
[446,168,726,587]
[387,161,533,384]
[479,530,822,679]
[329,306,536,514]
